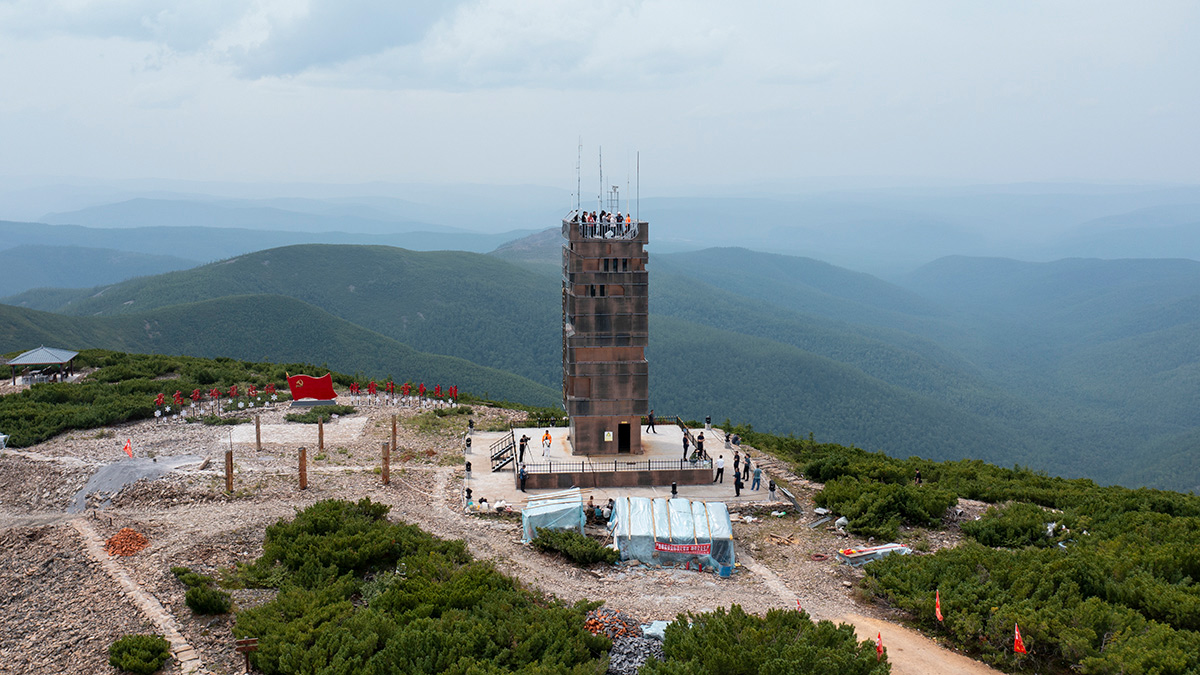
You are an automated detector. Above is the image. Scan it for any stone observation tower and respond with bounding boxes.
[561,189,649,455]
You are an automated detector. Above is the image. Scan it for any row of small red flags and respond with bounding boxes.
[151,383,457,406]
[796,590,1027,658]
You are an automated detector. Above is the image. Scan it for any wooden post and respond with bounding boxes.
[255,414,262,452]
[299,446,307,490]
[318,416,324,452]
[224,449,233,494]
[391,415,397,453]
[382,441,390,485]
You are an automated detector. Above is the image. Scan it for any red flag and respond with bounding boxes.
[876,632,884,660]
[1014,624,1026,654]
[286,373,337,401]
[123,439,133,458]
[796,599,802,611]
[936,589,944,622]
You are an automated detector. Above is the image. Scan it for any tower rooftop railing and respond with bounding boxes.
[563,213,641,240]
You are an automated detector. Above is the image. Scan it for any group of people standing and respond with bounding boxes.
[570,209,636,238]
[713,450,770,498]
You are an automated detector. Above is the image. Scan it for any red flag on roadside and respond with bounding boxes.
[796,599,802,611]
[936,589,944,622]
[1014,624,1027,654]
[123,439,133,458]
[876,632,884,660]
[286,373,337,401]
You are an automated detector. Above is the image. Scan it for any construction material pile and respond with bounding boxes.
[607,636,665,675]
[104,528,149,556]
[585,607,642,639]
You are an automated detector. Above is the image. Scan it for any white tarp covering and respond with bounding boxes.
[608,496,735,572]
[521,488,587,543]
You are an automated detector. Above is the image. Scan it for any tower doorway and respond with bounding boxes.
[618,422,631,454]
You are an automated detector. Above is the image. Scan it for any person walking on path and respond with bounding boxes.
[683,433,690,459]
[518,464,528,492]
[541,430,552,457]
[768,479,777,501]
[733,452,741,476]
[645,409,656,434]
[734,471,743,497]
[752,465,763,491]
[743,457,751,482]
[714,455,725,483]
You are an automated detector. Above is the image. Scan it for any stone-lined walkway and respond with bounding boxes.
[71,518,206,675]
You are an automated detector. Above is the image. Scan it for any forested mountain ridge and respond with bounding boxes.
[0,298,558,406]
[3,241,1198,490]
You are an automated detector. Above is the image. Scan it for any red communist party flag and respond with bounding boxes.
[1014,624,1027,654]
[123,439,133,458]
[936,589,944,622]
[287,373,337,401]
[875,632,884,660]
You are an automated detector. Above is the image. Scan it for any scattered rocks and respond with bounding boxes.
[0,525,154,673]
[607,635,665,675]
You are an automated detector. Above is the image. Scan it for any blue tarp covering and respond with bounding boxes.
[521,488,587,543]
[608,496,734,571]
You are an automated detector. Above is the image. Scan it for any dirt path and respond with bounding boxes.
[840,614,1000,675]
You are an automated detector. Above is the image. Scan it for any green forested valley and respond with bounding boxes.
[4,240,1199,490]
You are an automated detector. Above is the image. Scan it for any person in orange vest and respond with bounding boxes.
[541,429,552,457]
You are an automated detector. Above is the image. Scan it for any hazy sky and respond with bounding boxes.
[2,0,1198,190]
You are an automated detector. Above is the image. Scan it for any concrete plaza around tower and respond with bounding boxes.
[464,424,775,509]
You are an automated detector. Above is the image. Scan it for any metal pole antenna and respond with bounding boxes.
[598,147,604,212]
[636,151,640,224]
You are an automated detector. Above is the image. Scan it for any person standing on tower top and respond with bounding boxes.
[542,429,552,456]
[645,409,656,434]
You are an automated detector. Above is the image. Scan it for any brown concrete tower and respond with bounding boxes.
[561,199,649,455]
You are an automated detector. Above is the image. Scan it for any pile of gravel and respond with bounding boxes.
[607,636,665,675]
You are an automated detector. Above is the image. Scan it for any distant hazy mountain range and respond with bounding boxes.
[3,237,1198,492]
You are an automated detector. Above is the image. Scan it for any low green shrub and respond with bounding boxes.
[233,499,611,674]
[185,585,232,614]
[642,605,888,674]
[171,566,214,589]
[532,528,619,566]
[814,476,957,540]
[962,501,1069,548]
[283,405,356,424]
[108,634,171,674]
